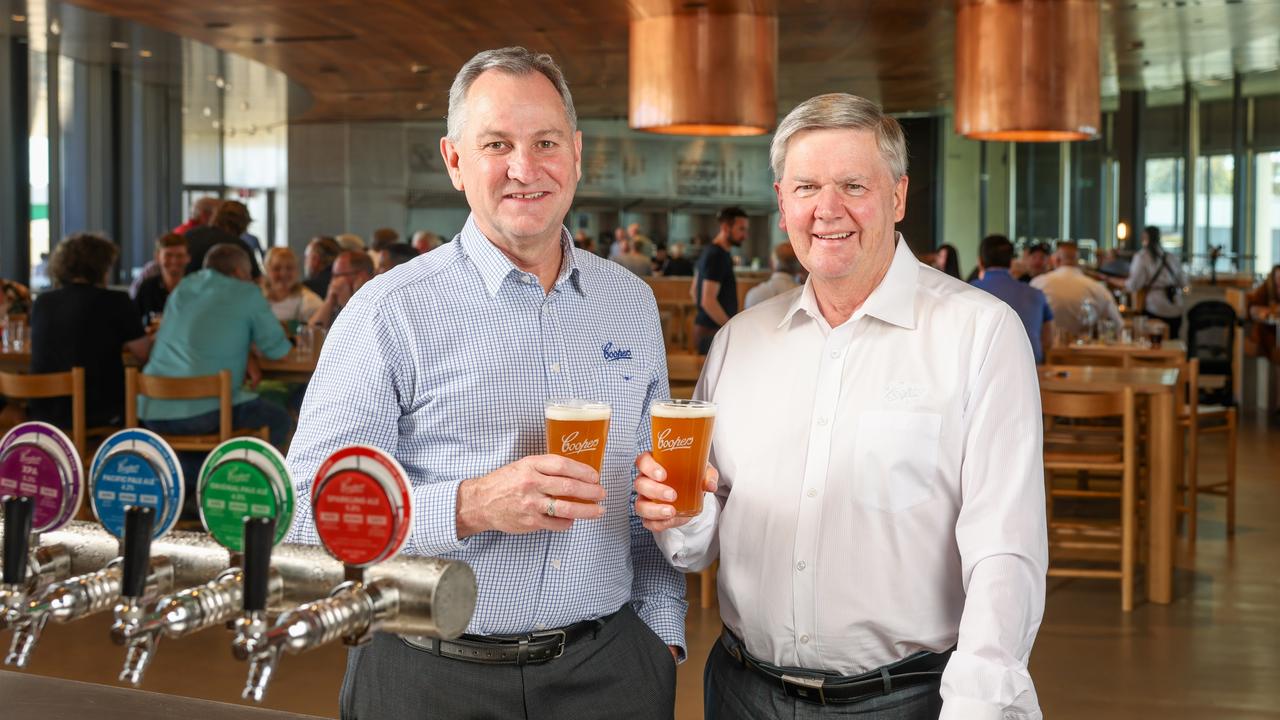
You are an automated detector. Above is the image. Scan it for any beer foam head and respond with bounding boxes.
[650,400,716,419]
[545,401,611,421]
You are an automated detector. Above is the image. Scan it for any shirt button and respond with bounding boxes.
[523,275,534,284]
[829,350,840,358]
[800,634,810,644]
[817,417,828,427]
[534,623,546,630]
[807,488,817,498]
[796,561,806,571]
[550,362,561,373]
[551,558,561,569]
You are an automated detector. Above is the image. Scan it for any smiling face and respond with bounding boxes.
[157,245,189,281]
[440,69,582,257]
[774,128,907,287]
[267,253,298,293]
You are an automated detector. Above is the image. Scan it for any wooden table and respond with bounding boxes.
[1039,364,1182,604]
[0,348,30,372]
[259,348,320,383]
[1050,340,1185,367]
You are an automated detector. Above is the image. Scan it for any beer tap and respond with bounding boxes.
[0,422,84,629]
[118,437,295,686]
[238,445,413,703]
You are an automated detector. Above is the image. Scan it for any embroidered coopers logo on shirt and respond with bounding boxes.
[601,342,632,362]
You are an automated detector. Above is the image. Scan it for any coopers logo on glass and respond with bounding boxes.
[656,428,694,451]
[559,431,600,456]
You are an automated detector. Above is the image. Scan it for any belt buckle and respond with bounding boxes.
[780,674,826,705]
[531,628,568,660]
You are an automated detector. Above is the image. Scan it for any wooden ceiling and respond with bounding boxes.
[55,0,1280,124]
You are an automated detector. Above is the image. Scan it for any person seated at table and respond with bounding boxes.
[263,247,323,328]
[376,243,419,274]
[1246,264,1280,415]
[139,244,293,489]
[744,242,803,309]
[411,230,444,254]
[184,200,262,279]
[302,235,341,298]
[660,242,695,276]
[28,233,151,428]
[1032,240,1121,338]
[1124,226,1185,338]
[1016,242,1051,283]
[972,234,1054,364]
[309,250,374,329]
[134,233,190,328]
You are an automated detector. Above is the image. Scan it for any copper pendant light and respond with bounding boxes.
[629,8,777,136]
[955,0,1100,142]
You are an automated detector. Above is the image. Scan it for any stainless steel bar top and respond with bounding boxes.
[0,669,327,719]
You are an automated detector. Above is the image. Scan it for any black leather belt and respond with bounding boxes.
[404,611,617,665]
[721,629,953,706]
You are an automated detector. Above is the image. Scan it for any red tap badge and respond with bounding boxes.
[311,446,411,567]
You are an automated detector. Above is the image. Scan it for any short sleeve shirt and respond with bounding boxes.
[695,244,737,328]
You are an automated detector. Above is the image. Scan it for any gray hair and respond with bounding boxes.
[769,93,908,182]
[204,243,252,277]
[446,47,577,142]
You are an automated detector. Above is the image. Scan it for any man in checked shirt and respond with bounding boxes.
[286,47,685,719]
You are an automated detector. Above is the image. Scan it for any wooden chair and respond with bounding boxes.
[1042,387,1139,611]
[124,368,268,451]
[0,367,87,461]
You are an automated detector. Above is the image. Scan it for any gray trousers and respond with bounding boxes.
[340,605,676,720]
[704,636,943,720]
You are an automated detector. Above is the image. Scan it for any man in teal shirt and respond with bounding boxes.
[140,244,294,487]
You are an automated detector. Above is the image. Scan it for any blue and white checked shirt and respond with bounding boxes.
[286,215,688,651]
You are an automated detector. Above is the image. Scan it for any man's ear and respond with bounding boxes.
[441,137,464,191]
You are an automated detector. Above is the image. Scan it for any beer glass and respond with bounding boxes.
[649,399,716,517]
[545,399,611,503]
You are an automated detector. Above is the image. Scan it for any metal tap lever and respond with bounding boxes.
[233,516,279,701]
[241,577,399,704]
[121,517,282,687]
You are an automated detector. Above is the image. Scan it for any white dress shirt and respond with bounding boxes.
[1124,250,1184,319]
[1030,265,1121,336]
[744,272,800,309]
[657,237,1047,719]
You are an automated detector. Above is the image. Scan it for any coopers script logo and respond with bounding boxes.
[656,428,694,451]
[559,432,600,456]
[116,460,142,474]
[601,342,632,362]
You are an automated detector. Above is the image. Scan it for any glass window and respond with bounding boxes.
[29,50,50,291]
[1014,143,1061,244]
[1195,154,1234,274]
[1144,157,1184,254]
[1254,152,1279,275]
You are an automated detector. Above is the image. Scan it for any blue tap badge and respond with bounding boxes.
[89,429,184,539]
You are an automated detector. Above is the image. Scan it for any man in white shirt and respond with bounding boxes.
[1030,241,1121,338]
[743,242,803,309]
[634,93,1047,719]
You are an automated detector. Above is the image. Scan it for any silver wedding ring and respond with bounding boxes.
[545,498,557,518]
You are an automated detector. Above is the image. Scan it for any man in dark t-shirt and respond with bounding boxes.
[134,233,190,323]
[185,200,262,279]
[693,206,749,354]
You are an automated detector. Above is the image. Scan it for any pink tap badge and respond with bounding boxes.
[0,422,83,533]
[311,446,411,567]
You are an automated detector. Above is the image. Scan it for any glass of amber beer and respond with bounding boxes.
[545,399,611,503]
[649,399,716,517]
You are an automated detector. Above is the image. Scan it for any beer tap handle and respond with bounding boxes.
[121,506,154,600]
[242,517,275,614]
[3,496,34,586]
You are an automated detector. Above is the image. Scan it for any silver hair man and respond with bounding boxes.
[446,46,578,142]
[768,93,909,181]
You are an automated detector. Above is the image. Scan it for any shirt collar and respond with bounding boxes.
[983,267,1013,279]
[780,232,919,331]
[458,214,582,298]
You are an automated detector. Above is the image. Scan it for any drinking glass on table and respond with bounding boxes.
[4,317,27,351]
[295,325,315,359]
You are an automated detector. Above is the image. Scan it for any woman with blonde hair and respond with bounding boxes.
[263,246,323,327]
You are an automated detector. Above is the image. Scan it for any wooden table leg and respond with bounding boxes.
[1147,389,1176,604]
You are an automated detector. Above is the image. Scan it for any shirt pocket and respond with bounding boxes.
[852,410,942,512]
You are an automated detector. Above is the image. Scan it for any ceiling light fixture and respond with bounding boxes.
[629,8,776,136]
[955,0,1100,142]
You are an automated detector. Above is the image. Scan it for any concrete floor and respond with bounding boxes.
[5,411,1277,719]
